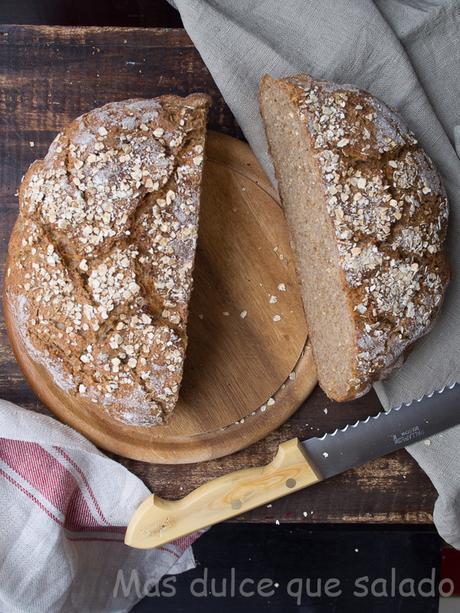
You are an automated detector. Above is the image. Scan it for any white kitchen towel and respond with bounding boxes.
[0,400,197,613]
[169,0,460,547]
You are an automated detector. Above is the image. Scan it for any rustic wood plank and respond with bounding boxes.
[0,24,436,523]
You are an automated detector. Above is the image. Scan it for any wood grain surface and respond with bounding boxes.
[0,25,436,523]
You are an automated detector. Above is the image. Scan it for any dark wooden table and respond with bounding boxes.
[0,25,436,524]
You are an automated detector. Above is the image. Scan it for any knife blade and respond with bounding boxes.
[303,382,460,479]
[125,382,460,549]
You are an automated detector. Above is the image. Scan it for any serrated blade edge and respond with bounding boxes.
[302,382,460,479]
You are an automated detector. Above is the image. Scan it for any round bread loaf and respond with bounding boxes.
[259,74,450,401]
[5,94,210,426]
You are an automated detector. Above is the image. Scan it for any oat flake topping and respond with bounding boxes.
[8,96,210,425]
[288,75,449,393]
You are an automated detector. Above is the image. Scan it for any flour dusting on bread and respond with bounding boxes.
[259,74,449,401]
[7,95,210,425]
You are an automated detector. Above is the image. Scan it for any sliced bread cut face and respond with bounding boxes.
[259,74,449,401]
[7,94,210,426]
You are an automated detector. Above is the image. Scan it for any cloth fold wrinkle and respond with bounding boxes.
[0,401,197,613]
[169,0,460,548]
[375,0,460,150]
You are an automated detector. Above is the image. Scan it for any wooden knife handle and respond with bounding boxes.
[125,438,321,549]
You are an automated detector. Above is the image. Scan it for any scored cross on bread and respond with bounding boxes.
[6,95,210,426]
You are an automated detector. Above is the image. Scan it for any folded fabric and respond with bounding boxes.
[169,0,460,546]
[0,401,197,613]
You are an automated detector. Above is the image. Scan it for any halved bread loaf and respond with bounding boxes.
[259,74,449,401]
[5,94,210,425]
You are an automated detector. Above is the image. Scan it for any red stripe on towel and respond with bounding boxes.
[0,439,119,533]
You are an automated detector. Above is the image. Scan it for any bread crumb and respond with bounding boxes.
[222,311,230,316]
[240,310,247,319]
[424,439,431,446]
[29,141,35,148]
[273,314,281,322]
[277,283,286,292]
[289,371,296,380]
[267,397,275,406]
[323,408,328,414]
[322,452,329,458]
[269,295,278,304]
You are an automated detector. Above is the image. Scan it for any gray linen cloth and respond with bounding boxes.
[169,0,460,547]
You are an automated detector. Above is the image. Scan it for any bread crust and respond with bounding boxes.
[5,94,210,425]
[260,74,449,401]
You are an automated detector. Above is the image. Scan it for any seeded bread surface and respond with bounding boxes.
[260,74,449,401]
[6,94,210,425]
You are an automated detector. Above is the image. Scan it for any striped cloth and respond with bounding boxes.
[0,400,198,613]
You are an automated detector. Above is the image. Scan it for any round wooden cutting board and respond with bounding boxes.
[5,131,317,464]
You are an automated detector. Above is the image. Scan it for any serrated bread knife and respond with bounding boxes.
[125,383,460,549]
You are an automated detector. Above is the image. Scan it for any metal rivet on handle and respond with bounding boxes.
[286,478,296,489]
[231,499,242,509]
